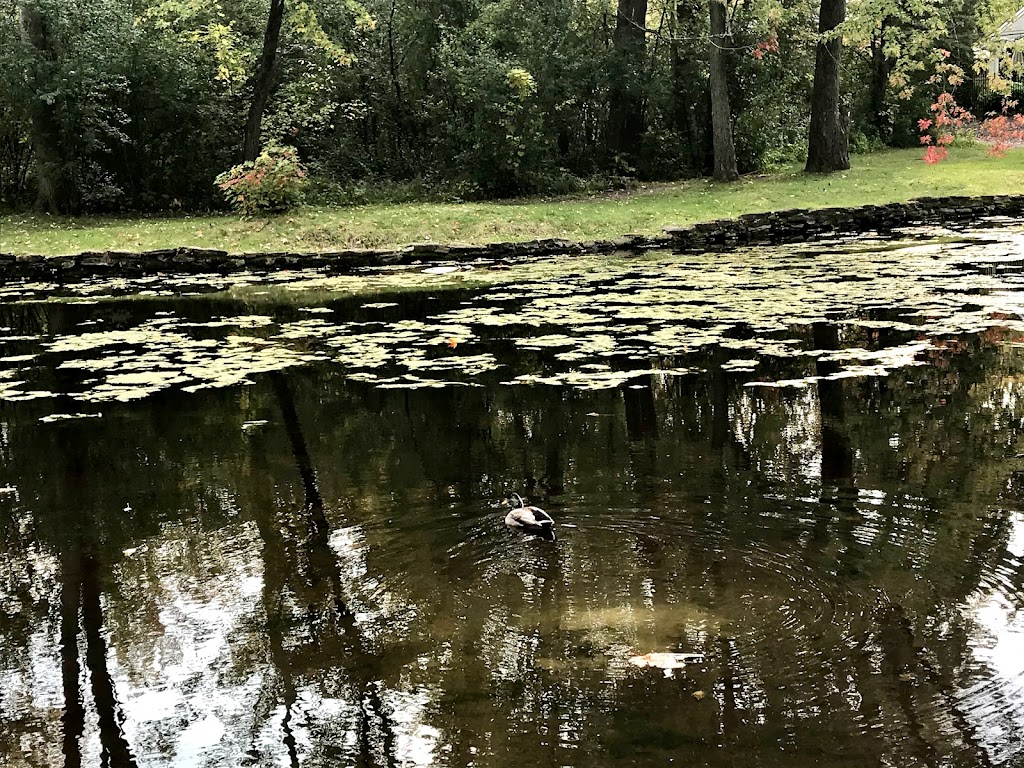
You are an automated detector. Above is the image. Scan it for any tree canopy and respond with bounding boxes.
[0,0,1020,213]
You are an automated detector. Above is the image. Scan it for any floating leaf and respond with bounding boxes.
[39,413,103,424]
[629,652,705,669]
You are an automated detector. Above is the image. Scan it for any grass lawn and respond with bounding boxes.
[2,147,1023,256]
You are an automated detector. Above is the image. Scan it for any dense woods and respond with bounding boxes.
[0,0,1018,213]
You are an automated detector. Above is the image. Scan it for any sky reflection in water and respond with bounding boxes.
[1,223,1024,766]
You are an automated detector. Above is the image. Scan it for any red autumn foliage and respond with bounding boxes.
[917,70,1024,164]
[978,100,1024,157]
[751,32,779,60]
[923,145,948,164]
[917,92,972,164]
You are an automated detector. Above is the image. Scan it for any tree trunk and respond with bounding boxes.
[60,546,84,768]
[813,323,854,491]
[672,0,710,174]
[709,0,738,181]
[244,0,286,162]
[608,0,648,163]
[19,2,77,214]
[385,0,409,167]
[869,21,891,142]
[270,372,398,768]
[82,550,138,767]
[805,0,849,173]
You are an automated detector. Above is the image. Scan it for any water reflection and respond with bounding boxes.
[1,227,1024,766]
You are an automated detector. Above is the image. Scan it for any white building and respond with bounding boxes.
[988,7,1024,75]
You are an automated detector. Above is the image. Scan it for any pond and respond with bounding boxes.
[2,222,1024,767]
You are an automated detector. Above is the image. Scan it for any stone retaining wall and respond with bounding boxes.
[663,194,1024,250]
[0,237,668,285]
[2,194,1022,284]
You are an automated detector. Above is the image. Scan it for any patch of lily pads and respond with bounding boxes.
[3,224,1024,409]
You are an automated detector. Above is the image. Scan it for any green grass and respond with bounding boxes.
[2,147,1023,257]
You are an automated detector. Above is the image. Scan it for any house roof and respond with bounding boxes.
[999,7,1024,42]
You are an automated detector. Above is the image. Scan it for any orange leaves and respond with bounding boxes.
[913,45,977,165]
[917,92,972,165]
[922,146,948,165]
[978,104,1024,158]
[751,33,779,60]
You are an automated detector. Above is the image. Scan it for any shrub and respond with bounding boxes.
[849,131,887,155]
[215,143,307,215]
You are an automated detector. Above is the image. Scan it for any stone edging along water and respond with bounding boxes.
[2,193,1023,285]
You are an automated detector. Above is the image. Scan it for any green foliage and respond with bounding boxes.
[0,0,1013,213]
[731,3,818,171]
[849,130,888,153]
[140,0,250,85]
[0,5,32,205]
[7,0,139,210]
[5,147,1022,255]
[843,0,1000,146]
[506,67,538,100]
[216,143,308,214]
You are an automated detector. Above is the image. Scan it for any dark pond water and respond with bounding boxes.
[2,223,1024,767]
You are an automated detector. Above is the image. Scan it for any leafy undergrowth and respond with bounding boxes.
[2,147,1023,257]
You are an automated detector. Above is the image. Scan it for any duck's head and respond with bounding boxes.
[505,492,526,509]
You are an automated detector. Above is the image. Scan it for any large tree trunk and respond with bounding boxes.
[608,0,648,163]
[805,0,849,173]
[243,0,286,162]
[19,2,77,213]
[709,0,738,181]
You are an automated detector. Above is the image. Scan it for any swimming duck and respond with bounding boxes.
[504,493,556,539]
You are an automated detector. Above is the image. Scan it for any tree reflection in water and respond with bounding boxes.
[0,261,1024,766]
